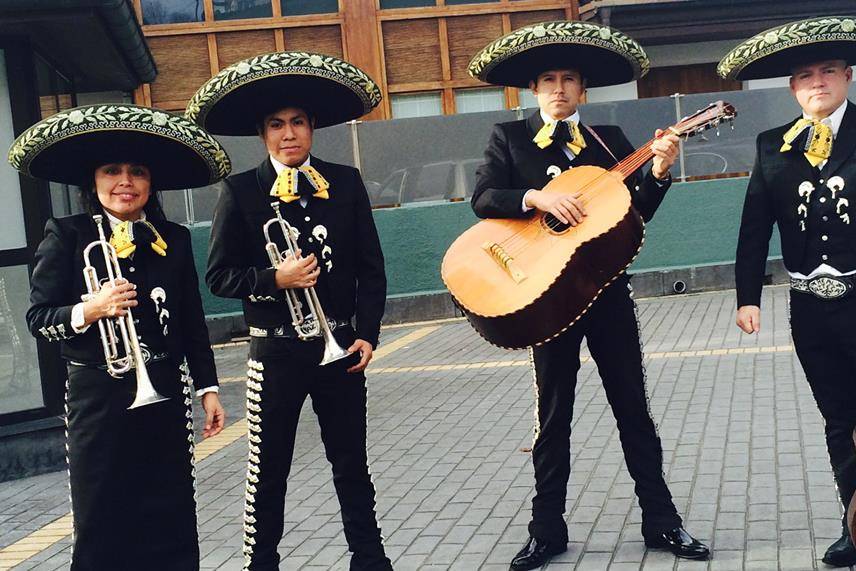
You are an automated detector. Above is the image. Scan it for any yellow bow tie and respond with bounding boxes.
[780,118,834,167]
[109,220,167,259]
[533,119,587,156]
[270,165,330,203]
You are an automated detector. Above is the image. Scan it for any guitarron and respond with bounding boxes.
[442,101,736,349]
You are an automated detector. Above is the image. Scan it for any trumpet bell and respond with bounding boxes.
[129,388,169,409]
[320,341,351,367]
[127,361,169,410]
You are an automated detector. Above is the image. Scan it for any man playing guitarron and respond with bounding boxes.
[467,20,710,570]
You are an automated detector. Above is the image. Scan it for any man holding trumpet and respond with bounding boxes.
[188,52,392,570]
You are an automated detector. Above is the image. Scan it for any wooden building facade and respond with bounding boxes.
[131,0,579,119]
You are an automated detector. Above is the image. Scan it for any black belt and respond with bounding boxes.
[249,319,351,340]
[790,274,856,300]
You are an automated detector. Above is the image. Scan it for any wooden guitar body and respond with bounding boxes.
[441,165,644,349]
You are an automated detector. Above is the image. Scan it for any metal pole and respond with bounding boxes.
[349,120,362,171]
[184,188,195,225]
[671,92,686,182]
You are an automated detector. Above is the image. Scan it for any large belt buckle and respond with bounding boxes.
[807,275,849,300]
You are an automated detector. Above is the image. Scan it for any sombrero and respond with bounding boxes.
[185,51,382,135]
[468,20,649,88]
[718,16,856,80]
[8,104,231,189]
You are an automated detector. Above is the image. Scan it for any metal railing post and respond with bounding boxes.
[671,92,686,182]
[349,120,362,171]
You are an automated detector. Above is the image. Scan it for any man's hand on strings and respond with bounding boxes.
[525,190,586,226]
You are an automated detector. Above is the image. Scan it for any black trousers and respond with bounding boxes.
[790,290,856,518]
[242,334,391,571]
[66,361,198,571]
[528,275,681,544]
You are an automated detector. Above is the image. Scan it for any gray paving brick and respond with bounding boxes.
[2,286,850,570]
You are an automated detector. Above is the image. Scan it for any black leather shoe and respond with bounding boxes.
[644,527,710,560]
[509,536,567,571]
[822,532,856,567]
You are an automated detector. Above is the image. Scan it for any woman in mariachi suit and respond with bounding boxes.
[8,104,231,570]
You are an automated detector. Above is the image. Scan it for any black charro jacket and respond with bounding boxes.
[736,100,856,307]
[26,214,218,391]
[471,110,671,222]
[205,156,387,347]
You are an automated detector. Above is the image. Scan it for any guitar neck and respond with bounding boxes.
[612,139,658,180]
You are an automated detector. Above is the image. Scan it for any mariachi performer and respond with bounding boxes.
[467,21,710,569]
[721,16,856,567]
[11,104,231,570]
[186,52,390,570]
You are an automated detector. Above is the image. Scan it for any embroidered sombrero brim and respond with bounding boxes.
[718,16,856,80]
[8,105,231,190]
[468,20,649,88]
[185,51,382,135]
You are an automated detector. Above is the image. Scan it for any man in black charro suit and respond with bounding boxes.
[467,20,709,570]
[187,52,392,571]
[720,16,856,568]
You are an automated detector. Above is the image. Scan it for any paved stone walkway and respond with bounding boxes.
[0,285,850,570]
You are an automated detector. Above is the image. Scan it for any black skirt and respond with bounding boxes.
[65,360,199,571]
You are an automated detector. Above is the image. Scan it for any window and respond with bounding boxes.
[391,92,442,119]
[213,0,273,21]
[0,50,45,416]
[454,87,504,114]
[518,88,538,110]
[1,51,28,250]
[281,0,338,15]
[141,0,206,25]
[380,0,434,8]
[0,265,44,415]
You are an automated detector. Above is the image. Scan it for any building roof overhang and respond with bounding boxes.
[0,0,156,91]
[581,0,856,46]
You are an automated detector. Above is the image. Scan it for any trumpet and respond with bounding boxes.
[263,201,350,366]
[82,214,168,409]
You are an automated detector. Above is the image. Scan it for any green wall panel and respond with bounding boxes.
[188,176,783,316]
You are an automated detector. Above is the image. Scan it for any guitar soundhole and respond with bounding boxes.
[542,213,571,234]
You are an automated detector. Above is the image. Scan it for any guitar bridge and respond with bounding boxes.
[482,242,526,283]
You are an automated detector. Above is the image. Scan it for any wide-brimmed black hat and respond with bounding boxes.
[718,16,856,80]
[185,51,382,135]
[8,104,231,189]
[468,20,649,88]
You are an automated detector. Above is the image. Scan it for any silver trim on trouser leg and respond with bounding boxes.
[528,347,542,449]
[180,361,198,511]
[64,375,75,556]
[626,281,660,436]
[243,358,265,569]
